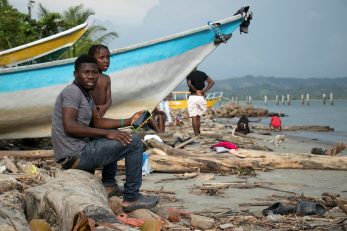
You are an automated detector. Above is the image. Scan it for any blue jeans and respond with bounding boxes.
[75,134,143,201]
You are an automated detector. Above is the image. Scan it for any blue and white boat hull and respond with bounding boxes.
[0,7,251,139]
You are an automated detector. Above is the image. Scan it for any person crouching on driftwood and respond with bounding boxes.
[51,54,159,213]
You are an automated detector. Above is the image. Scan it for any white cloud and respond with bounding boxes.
[10,0,160,25]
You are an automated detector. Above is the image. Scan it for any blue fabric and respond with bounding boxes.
[75,135,143,201]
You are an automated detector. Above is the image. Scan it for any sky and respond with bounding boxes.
[10,0,347,80]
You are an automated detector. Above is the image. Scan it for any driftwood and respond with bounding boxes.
[25,169,134,231]
[326,142,346,156]
[143,139,347,172]
[146,139,194,157]
[237,149,347,170]
[252,124,334,132]
[0,175,22,193]
[190,182,296,196]
[174,135,200,149]
[3,156,19,173]
[0,150,53,159]
[0,202,31,231]
[322,192,347,216]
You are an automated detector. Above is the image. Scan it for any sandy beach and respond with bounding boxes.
[0,107,346,230]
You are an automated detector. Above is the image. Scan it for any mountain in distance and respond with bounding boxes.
[174,76,347,100]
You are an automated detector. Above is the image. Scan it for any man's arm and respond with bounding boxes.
[104,76,112,110]
[187,79,198,93]
[203,77,215,93]
[63,107,134,145]
[96,76,112,118]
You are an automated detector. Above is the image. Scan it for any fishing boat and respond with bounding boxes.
[0,6,252,139]
[169,91,223,110]
[0,22,88,67]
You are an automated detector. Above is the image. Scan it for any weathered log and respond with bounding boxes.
[144,140,347,172]
[0,150,53,159]
[322,192,347,216]
[252,124,334,132]
[174,135,200,149]
[3,156,19,173]
[0,202,31,231]
[25,169,134,231]
[146,139,193,156]
[0,175,22,193]
[237,149,347,170]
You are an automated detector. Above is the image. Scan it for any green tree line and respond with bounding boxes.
[0,0,117,58]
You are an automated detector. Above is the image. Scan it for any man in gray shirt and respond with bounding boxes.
[51,54,158,213]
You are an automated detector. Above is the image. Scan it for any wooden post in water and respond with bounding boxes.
[330,92,334,105]
[306,93,310,105]
[276,95,279,105]
[264,95,268,105]
[287,94,291,105]
[248,96,252,105]
[301,94,305,105]
[281,95,285,105]
[322,93,326,105]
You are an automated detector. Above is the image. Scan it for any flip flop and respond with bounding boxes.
[122,194,159,213]
[262,202,295,216]
[295,200,326,216]
[117,213,145,227]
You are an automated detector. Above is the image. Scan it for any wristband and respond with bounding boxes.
[120,119,124,128]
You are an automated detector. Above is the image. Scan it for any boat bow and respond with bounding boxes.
[0,6,252,139]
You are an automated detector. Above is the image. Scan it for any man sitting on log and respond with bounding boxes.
[51,54,159,212]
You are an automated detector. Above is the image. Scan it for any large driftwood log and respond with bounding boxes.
[25,169,134,231]
[251,124,334,132]
[143,139,347,172]
[0,202,30,231]
[236,149,347,169]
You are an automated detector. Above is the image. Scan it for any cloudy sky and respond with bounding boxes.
[10,0,347,79]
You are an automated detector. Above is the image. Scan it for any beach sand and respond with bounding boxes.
[136,119,347,213]
[1,115,346,230]
[111,117,347,230]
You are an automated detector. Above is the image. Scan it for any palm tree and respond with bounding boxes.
[37,3,64,37]
[37,2,49,18]
[0,0,10,9]
[62,24,118,58]
[60,4,118,58]
[62,4,94,28]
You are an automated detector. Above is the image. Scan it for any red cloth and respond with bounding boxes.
[271,116,281,128]
[211,141,238,150]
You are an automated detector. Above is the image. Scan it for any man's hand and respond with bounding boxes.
[130,110,145,124]
[106,130,132,145]
[196,90,204,96]
[96,105,108,119]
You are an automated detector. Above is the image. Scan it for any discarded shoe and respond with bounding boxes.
[262,202,295,216]
[108,185,124,198]
[122,194,159,213]
[295,200,326,216]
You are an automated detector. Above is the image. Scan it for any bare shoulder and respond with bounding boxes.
[98,73,111,85]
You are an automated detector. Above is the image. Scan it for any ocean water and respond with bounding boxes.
[249,99,347,144]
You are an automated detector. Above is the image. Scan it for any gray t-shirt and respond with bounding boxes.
[51,84,94,162]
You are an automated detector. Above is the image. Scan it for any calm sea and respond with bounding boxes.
[249,99,347,144]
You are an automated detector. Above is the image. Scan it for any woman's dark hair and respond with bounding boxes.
[74,54,97,71]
